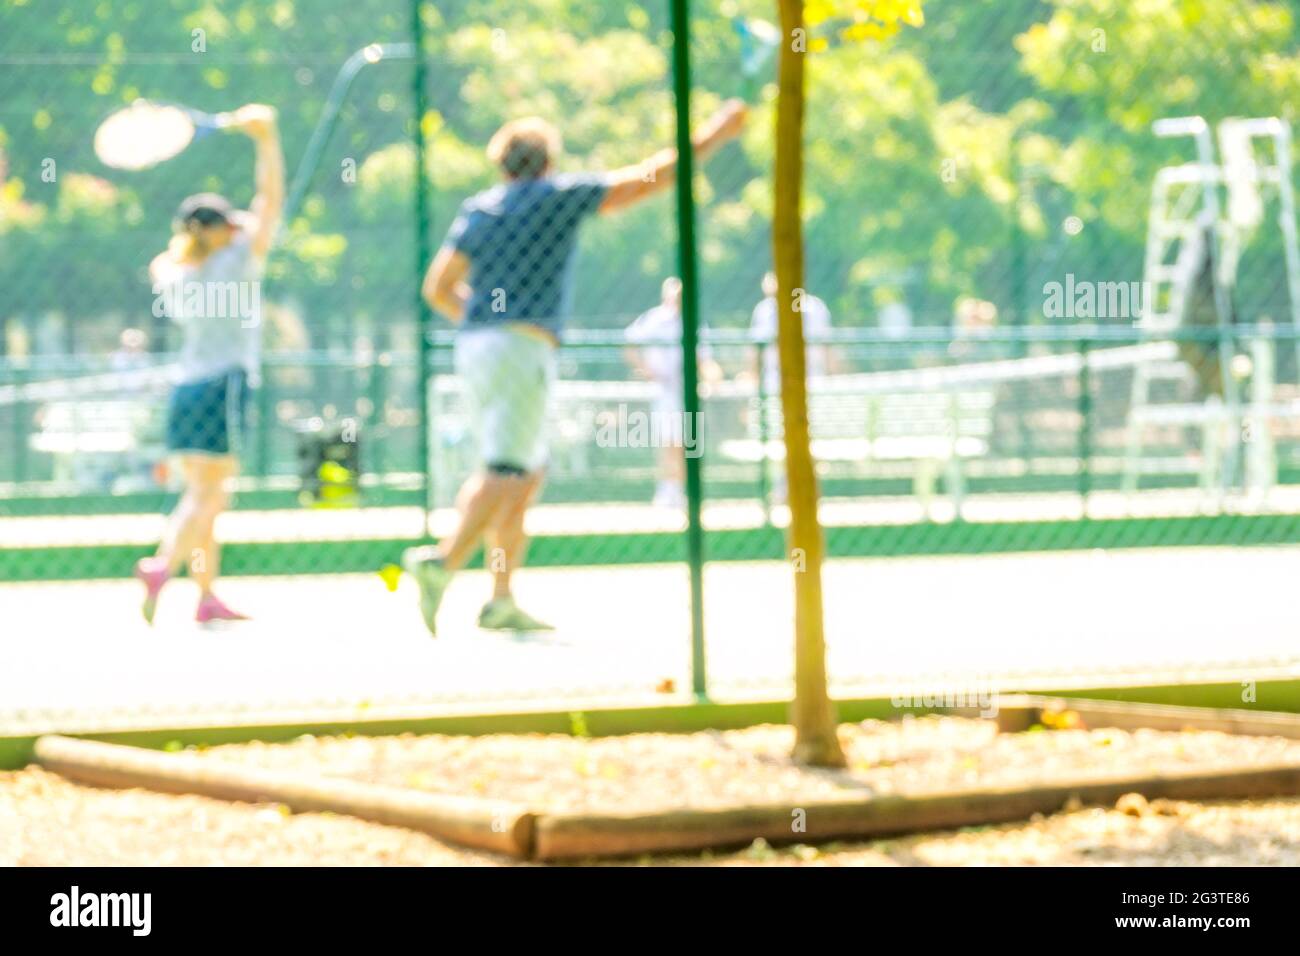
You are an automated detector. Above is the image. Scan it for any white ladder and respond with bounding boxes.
[1122,116,1300,497]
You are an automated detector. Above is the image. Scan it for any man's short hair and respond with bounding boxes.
[487,117,561,179]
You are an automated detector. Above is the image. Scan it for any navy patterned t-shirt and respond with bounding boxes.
[443,172,610,336]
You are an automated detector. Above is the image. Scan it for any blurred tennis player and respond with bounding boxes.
[747,272,841,505]
[134,104,283,625]
[625,276,722,508]
[748,271,839,390]
[404,100,746,636]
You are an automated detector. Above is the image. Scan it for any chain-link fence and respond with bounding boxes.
[3,0,1300,727]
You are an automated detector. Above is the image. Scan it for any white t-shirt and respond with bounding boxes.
[750,294,832,391]
[625,304,683,387]
[626,305,716,413]
[154,228,263,386]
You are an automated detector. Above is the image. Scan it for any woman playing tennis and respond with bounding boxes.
[134,103,283,625]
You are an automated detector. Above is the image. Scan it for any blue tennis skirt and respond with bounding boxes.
[166,369,251,456]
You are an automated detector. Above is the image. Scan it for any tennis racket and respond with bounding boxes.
[94,99,235,171]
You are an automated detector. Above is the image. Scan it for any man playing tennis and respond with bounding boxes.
[404,100,746,635]
[133,103,283,624]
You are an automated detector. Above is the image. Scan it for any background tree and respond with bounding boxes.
[7,1,1298,355]
[3,0,1299,483]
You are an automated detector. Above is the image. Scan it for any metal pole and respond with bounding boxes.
[1078,336,1092,508]
[12,363,26,485]
[281,43,415,228]
[369,353,387,479]
[256,364,272,477]
[410,3,434,536]
[756,339,771,525]
[1009,141,1028,359]
[670,0,708,701]
[1009,141,1033,470]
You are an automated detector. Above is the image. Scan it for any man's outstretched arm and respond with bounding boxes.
[599,99,747,216]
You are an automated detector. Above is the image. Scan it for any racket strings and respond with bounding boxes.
[94,102,200,170]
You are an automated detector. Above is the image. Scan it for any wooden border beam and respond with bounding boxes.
[34,735,534,859]
[995,695,1300,738]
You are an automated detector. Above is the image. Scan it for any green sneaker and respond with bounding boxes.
[401,547,453,637]
[478,596,555,632]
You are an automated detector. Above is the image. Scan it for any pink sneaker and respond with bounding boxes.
[196,593,250,624]
[134,558,170,625]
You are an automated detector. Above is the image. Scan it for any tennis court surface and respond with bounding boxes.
[4,546,1296,734]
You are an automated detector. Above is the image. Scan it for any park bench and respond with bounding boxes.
[718,384,995,515]
[430,372,995,514]
[29,399,163,491]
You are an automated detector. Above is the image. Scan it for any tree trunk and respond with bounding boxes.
[774,0,845,768]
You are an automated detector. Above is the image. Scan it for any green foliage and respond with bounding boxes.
[1,0,1298,351]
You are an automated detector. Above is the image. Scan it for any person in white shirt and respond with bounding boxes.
[625,277,721,507]
[748,271,838,393]
[746,272,841,504]
[133,104,283,627]
[109,328,150,371]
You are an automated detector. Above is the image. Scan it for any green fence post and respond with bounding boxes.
[427,339,441,506]
[1009,140,1028,360]
[1078,335,1092,506]
[369,353,387,479]
[12,364,27,485]
[256,365,273,478]
[411,0,433,538]
[670,0,707,702]
[1010,141,1034,468]
[756,339,771,525]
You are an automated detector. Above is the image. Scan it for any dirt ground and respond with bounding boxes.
[3,765,1297,866]
[5,717,1298,866]
[200,717,1300,812]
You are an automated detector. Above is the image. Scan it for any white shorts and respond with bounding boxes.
[651,377,683,416]
[454,326,556,472]
[649,379,686,448]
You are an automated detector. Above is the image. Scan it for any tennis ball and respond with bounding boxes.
[378,564,402,592]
